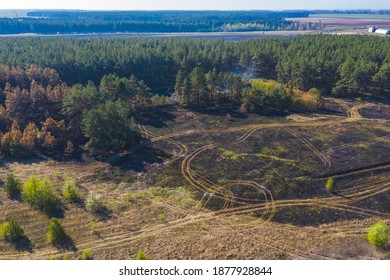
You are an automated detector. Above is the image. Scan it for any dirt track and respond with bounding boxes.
[0,99,389,260]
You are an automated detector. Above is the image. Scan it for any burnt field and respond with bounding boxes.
[0,98,390,260]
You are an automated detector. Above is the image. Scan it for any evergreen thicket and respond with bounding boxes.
[0,36,388,156]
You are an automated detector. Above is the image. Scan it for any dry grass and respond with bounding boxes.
[0,98,389,260]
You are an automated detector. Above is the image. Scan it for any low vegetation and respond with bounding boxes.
[47,218,66,244]
[325,178,334,192]
[85,191,104,213]
[135,251,148,260]
[2,174,21,197]
[81,249,93,260]
[367,221,388,250]
[0,218,25,243]
[22,175,58,213]
[222,149,241,160]
[62,178,79,203]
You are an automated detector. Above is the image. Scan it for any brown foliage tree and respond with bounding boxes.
[20,122,39,151]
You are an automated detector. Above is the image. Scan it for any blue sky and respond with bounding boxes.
[0,0,389,10]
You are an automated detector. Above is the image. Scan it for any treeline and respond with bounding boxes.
[0,62,319,157]
[175,68,244,106]
[0,35,389,157]
[0,36,388,94]
[0,67,150,156]
[26,11,310,21]
[0,19,317,35]
[175,68,320,113]
[1,11,314,34]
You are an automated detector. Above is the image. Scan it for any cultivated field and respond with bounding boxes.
[287,15,390,34]
[0,98,389,260]
[0,10,29,18]
[310,14,390,20]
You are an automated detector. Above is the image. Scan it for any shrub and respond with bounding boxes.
[150,187,168,197]
[62,178,79,202]
[89,222,97,234]
[47,218,66,244]
[3,174,21,197]
[291,88,322,112]
[325,177,334,192]
[126,191,134,202]
[81,249,93,260]
[85,191,104,213]
[367,221,388,250]
[222,149,240,160]
[135,251,148,260]
[22,175,58,213]
[0,218,24,242]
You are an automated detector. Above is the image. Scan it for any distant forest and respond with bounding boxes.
[0,35,389,157]
[0,11,319,34]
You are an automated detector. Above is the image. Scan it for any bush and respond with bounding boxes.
[81,249,93,260]
[150,187,169,197]
[135,251,148,260]
[0,218,24,242]
[47,218,66,244]
[222,149,240,160]
[367,221,388,250]
[290,88,322,112]
[62,178,79,202]
[325,177,334,192]
[22,175,58,213]
[85,191,104,213]
[3,174,21,197]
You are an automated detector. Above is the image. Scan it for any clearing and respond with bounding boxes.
[0,97,389,260]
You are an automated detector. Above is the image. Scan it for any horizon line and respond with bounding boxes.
[1,8,390,11]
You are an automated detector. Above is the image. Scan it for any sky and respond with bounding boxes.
[0,0,389,11]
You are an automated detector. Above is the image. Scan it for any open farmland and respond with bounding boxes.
[0,97,389,260]
[287,15,390,34]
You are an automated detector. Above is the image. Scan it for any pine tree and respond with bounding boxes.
[43,132,57,150]
[180,78,192,106]
[64,140,75,154]
[20,122,39,151]
[190,67,208,106]
[175,69,184,97]
[3,174,21,197]
[0,218,25,243]
[47,218,66,244]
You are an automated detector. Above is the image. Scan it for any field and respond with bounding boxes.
[0,10,29,18]
[0,97,390,260]
[288,15,390,34]
[310,14,390,20]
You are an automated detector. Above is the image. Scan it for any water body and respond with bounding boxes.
[0,31,313,41]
